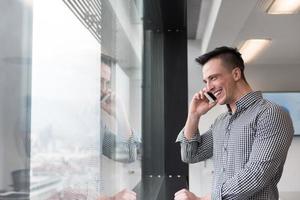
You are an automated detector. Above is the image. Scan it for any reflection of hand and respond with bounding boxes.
[101,90,116,116]
[174,189,211,200]
[112,189,136,200]
[101,93,133,140]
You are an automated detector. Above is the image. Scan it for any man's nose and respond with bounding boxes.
[206,82,214,91]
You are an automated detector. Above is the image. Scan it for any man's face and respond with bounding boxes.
[101,63,111,98]
[202,58,237,105]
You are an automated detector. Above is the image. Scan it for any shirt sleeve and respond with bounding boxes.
[175,128,214,163]
[214,105,294,200]
[102,128,139,163]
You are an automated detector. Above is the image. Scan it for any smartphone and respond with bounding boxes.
[206,92,217,102]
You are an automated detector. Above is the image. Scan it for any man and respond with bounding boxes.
[100,58,140,200]
[101,60,140,162]
[175,46,294,200]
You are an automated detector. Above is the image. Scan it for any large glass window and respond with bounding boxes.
[0,0,143,199]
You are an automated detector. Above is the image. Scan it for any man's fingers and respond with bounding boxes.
[116,189,137,200]
[174,188,188,196]
[193,90,206,101]
[125,189,136,196]
[174,188,190,200]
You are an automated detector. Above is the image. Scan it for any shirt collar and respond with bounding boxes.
[227,91,262,113]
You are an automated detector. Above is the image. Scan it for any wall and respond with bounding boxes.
[187,40,300,197]
[278,138,300,191]
[0,0,31,190]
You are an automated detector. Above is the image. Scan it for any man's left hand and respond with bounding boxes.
[174,189,211,200]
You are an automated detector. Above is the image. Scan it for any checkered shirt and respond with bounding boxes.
[176,91,294,200]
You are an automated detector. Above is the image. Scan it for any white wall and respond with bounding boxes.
[278,138,300,191]
[246,64,300,92]
[187,40,300,197]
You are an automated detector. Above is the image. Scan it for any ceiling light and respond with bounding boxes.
[267,0,300,14]
[239,39,271,63]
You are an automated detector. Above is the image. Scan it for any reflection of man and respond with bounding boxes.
[100,59,140,200]
[101,61,139,162]
[101,60,114,114]
[175,47,294,200]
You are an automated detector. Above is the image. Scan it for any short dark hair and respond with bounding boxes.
[195,46,246,81]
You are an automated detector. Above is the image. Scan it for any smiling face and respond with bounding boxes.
[202,57,240,106]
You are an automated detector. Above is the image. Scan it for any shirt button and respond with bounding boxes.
[223,147,227,152]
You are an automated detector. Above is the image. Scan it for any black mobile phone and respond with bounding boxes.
[206,92,217,102]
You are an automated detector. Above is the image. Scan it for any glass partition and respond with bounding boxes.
[0,0,143,199]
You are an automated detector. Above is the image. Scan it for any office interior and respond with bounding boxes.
[0,0,300,199]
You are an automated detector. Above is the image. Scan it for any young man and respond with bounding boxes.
[175,46,294,200]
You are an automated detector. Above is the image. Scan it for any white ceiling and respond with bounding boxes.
[189,0,300,91]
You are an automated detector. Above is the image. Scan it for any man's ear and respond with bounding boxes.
[232,67,241,81]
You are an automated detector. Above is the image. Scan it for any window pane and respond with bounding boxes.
[0,0,143,199]
[31,0,101,199]
[30,0,143,199]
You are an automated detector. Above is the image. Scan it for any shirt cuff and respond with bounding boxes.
[175,128,200,143]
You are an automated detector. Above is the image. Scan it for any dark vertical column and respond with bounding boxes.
[163,29,188,199]
[141,30,166,200]
[164,30,188,175]
[142,0,188,199]
[142,30,165,176]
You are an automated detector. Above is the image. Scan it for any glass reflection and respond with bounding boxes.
[0,0,31,199]
[99,0,143,199]
[0,0,143,199]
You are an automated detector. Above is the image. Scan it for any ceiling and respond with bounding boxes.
[188,0,300,91]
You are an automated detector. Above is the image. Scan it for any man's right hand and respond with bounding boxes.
[184,90,216,140]
[174,189,211,200]
[188,90,216,118]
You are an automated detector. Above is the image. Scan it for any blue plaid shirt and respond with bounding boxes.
[176,91,294,200]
